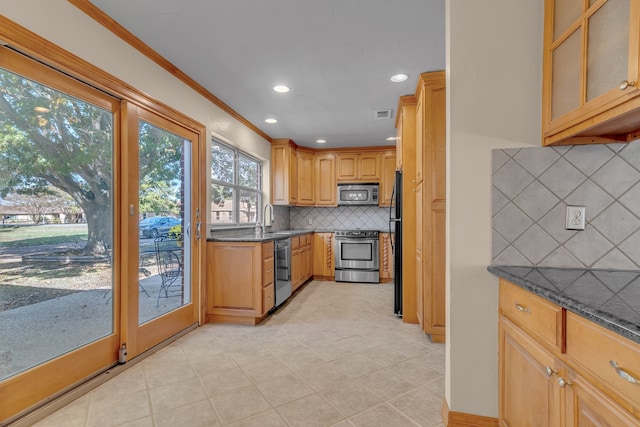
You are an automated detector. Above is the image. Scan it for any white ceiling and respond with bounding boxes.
[89,0,445,149]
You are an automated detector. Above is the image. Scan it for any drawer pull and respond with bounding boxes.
[267,269,273,273]
[557,377,571,388]
[610,360,639,385]
[545,366,556,377]
[514,303,531,314]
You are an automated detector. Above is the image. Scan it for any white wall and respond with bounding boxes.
[1,0,272,230]
[446,0,543,417]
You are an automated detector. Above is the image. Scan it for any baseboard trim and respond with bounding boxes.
[442,399,499,427]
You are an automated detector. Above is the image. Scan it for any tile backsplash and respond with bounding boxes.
[290,206,390,231]
[492,140,640,270]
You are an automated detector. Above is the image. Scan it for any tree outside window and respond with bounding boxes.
[210,140,261,226]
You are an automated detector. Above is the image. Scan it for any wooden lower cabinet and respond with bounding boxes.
[565,370,640,426]
[313,232,334,278]
[291,234,313,292]
[499,316,563,427]
[499,278,640,425]
[379,232,393,281]
[206,241,274,325]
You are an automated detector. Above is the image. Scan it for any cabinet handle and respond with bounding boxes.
[557,377,571,388]
[267,269,273,273]
[514,303,531,314]
[610,360,639,385]
[620,80,636,90]
[545,366,556,377]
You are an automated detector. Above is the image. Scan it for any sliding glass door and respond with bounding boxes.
[124,105,200,358]
[0,47,120,420]
[0,45,202,422]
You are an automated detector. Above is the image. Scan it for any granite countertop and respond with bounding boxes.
[208,228,392,242]
[208,229,315,242]
[488,265,640,345]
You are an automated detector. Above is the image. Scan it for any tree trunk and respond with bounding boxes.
[81,199,112,256]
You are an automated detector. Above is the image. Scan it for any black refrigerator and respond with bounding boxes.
[389,170,402,318]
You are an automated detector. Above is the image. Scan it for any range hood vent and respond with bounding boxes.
[373,109,392,120]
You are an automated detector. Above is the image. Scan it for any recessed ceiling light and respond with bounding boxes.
[390,73,409,83]
[316,139,326,144]
[273,85,290,93]
[386,136,397,141]
[265,118,278,124]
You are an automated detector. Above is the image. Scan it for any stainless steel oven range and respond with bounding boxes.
[334,230,380,283]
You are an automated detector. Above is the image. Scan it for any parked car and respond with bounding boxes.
[138,216,181,238]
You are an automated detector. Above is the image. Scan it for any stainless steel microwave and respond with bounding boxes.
[337,183,379,206]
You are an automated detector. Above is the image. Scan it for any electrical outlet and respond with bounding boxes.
[565,206,586,230]
[308,218,313,225]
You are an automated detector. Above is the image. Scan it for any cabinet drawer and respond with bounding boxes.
[262,257,274,286]
[566,312,640,412]
[262,241,274,259]
[499,279,564,352]
[262,283,274,314]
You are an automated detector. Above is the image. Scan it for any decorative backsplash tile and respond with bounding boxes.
[492,139,640,270]
[290,206,390,231]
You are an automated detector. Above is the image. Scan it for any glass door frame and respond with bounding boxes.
[0,46,122,422]
[0,19,207,422]
[122,103,203,359]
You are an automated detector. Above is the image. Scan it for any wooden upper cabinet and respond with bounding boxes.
[336,152,380,182]
[379,150,396,207]
[396,95,417,184]
[543,0,640,145]
[315,153,337,206]
[297,150,315,206]
[271,139,298,205]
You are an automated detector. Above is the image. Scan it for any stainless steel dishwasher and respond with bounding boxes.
[273,238,292,310]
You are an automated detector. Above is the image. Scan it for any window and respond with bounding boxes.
[211,140,262,226]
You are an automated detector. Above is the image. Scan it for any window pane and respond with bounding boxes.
[239,155,259,189]
[211,142,234,184]
[239,190,258,223]
[211,184,234,224]
[0,66,114,380]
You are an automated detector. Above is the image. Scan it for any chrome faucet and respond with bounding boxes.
[263,203,275,229]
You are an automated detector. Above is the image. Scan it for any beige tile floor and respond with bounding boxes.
[34,280,445,427]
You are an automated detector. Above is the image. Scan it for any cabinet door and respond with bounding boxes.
[416,183,424,328]
[315,153,336,206]
[271,141,297,205]
[564,370,640,427]
[290,148,298,204]
[292,248,301,291]
[415,94,424,185]
[379,233,393,280]
[379,151,396,207]
[499,316,563,427]
[297,151,315,205]
[543,0,640,144]
[208,242,262,316]
[358,153,379,181]
[312,232,334,277]
[336,153,358,181]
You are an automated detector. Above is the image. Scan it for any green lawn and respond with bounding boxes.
[0,224,88,247]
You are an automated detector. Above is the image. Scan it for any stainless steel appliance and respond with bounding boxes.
[273,238,292,309]
[389,170,402,317]
[334,230,380,283]
[337,183,379,206]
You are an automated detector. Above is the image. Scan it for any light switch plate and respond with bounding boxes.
[565,206,586,230]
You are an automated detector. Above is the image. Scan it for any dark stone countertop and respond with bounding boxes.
[208,229,392,242]
[207,229,315,242]
[488,265,640,345]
